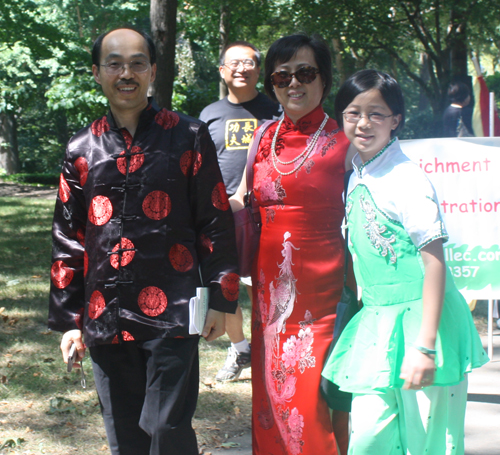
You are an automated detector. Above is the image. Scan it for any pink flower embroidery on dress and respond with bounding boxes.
[292,128,339,178]
[254,157,286,210]
[256,269,267,325]
[272,361,295,386]
[320,129,339,156]
[260,232,312,451]
[282,336,300,368]
[281,326,315,373]
[302,159,315,176]
[288,408,305,455]
[290,129,328,178]
[306,129,329,158]
[265,208,276,225]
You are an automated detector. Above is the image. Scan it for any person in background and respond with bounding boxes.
[231,34,353,455]
[48,27,239,455]
[200,41,280,382]
[442,82,474,137]
[322,69,487,455]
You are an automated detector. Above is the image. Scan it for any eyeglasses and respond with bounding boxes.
[342,111,394,124]
[270,66,320,88]
[223,59,256,70]
[100,60,150,75]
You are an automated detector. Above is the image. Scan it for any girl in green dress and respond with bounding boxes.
[322,70,487,455]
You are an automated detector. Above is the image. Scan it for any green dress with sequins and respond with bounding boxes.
[322,185,488,394]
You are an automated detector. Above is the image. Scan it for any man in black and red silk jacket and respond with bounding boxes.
[48,27,239,455]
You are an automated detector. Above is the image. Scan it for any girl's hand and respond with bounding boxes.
[399,346,436,390]
[399,239,445,390]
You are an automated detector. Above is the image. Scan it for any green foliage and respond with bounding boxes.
[172,79,219,117]
[3,173,59,185]
[2,0,500,173]
[400,108,441,140]
[1,0,150,174]
[290,0,500,120]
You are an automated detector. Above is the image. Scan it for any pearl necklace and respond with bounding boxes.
[271,114,329,176]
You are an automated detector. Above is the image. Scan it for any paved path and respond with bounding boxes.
[211,333,500,455]
[0,181,57,199]
[464,333,500,455]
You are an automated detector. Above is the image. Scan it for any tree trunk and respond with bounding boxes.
[0,112,19,175]
[331,38,346,85]
[418,53,430,111]
[449,10,468,79]
[150,0,178,110]
[219,1,230,100]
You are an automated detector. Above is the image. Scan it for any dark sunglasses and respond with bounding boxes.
[270,66,320,88]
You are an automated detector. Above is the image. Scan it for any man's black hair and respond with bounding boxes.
[219,41,261,67]
[334,69,405,137]
[92,27,157,67]
[263,34,332,104]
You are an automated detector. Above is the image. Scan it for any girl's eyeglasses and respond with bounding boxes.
[343,112,394,124]
[270,66,320,88]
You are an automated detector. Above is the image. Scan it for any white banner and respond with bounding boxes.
[400,137,500,299]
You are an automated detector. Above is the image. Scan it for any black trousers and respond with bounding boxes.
[90,337,199,455]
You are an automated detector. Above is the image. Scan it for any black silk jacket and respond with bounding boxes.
[48,100,239,347]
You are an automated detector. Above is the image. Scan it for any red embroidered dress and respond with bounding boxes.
[251,106,350,454]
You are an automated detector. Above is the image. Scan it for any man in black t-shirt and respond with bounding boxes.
[200,41,280,381]
[200,41,280,196]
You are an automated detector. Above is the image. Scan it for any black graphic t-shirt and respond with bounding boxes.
[200,93,280,196]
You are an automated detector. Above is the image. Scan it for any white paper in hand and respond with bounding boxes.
[189,287,209,335]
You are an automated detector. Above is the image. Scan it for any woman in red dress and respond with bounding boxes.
[231,34,352,455]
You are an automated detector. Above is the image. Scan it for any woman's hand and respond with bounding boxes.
[399,347,436,389]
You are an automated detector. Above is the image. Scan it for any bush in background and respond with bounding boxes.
[2,173,59,186]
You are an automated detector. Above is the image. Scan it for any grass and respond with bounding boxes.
[0,196,252,454]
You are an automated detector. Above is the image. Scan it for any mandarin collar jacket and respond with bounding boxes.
[48,99,239,346]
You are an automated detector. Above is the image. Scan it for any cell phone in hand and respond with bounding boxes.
[66,342,86,388]
[67,343,77,373]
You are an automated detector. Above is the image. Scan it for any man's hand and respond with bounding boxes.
[202,309,226,341]
[61,329,85,368]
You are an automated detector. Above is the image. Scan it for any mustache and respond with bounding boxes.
[115,80,139,87]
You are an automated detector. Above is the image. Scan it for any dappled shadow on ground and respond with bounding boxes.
[195,381,252,452]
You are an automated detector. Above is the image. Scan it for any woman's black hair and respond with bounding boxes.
[92,27,156,67]
[334,69,405,137]
[264,34,332,103]
[448,82,470,104]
